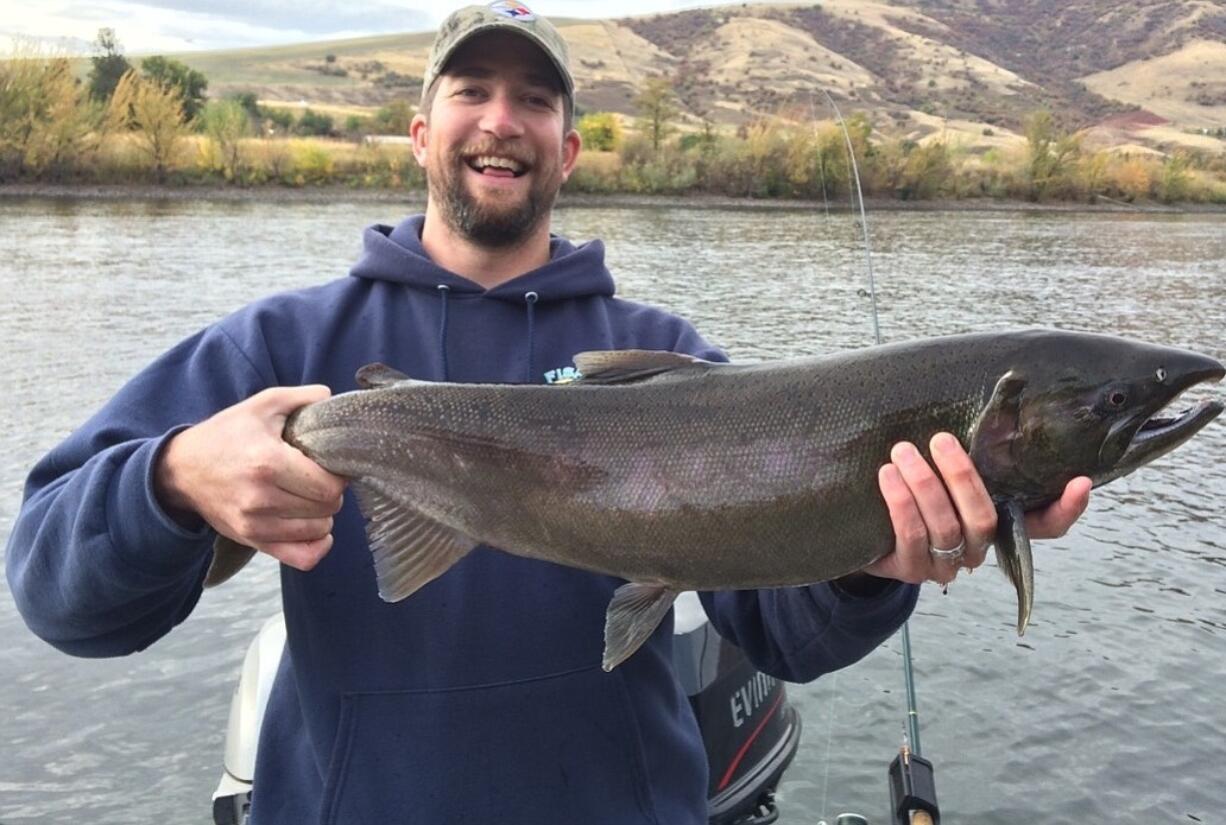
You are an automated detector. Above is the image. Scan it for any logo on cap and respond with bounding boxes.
[489,1,535,20]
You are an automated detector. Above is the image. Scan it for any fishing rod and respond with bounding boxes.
[818,89,940,825]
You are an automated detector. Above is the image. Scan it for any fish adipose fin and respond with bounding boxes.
[355,362,411,389]
[204,535,258,587]
[352,480,475,601]
[994,499,1034,636]
[602,582,680,671]
[573,350,714,385]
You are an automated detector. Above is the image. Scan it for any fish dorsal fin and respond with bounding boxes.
[352,479,475,601]
[968,370,1027,486]
[602,582,680,670]
[355,362,411,390]
[994,498,1034,635]
[573,350,713,385]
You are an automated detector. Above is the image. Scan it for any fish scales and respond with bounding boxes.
[291,334,1027,589]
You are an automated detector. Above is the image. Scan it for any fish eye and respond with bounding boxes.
[1156,368,1168,382]
[1108,390,1128,407]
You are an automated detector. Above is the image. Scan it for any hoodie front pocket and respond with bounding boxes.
[319,666,659,825]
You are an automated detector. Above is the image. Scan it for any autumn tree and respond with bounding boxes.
[108,69,186,181]
[0,52,98,178]
[1025,110,1079,200]
[577,112,623,152]
[635,77,679,152]
[202,98,249,181]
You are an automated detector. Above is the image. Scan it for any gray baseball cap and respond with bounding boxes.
[421,3,574,114]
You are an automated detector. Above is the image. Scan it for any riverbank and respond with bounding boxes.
[4,182,1224,214]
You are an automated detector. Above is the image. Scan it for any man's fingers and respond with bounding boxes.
[250,384,332,418]
[243,516,333,545]
[272,442,348,503]
[928,433,996,569]
[876,464,931,584]
[239,487,344,519]
[260,534,334,572]
[1025,476,1092,539]
[890,441,962,552]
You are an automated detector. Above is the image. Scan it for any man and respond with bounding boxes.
[6,4,1091,824]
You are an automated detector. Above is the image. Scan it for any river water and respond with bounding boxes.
[1,197,1223,824]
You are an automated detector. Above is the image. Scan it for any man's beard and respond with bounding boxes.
[430,146,560,248]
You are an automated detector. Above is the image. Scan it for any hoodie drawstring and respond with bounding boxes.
[524,291,538,384]
[436,284,451,381]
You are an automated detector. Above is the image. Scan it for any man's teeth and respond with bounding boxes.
[471,156,524,174]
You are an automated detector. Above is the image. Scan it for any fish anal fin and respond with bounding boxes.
[355,362,411,389]
[602,583,680,671]
[969,370,1027,486]
[205,536,258,588]
[572,350,714,385]
[353,480,475,601]
[994,498,1034,636]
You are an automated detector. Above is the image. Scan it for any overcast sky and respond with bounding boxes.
[0,1,733,54]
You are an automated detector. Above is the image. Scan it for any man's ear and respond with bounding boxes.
[410,112,429,168]
[560,128,581,182]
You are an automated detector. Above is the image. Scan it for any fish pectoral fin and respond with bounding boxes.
[994,498,1034,636]
[968,369,1026,485]
[572,350,715,385]
[602,582,680,671]
[353,480,475,602]
[204,535,258,588]
[355,362,411,389]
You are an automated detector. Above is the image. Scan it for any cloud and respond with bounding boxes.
[126,0,434,37]
[0,0,434,53]
[0,0,775,54]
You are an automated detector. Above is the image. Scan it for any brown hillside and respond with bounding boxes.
[186,1,1225,154]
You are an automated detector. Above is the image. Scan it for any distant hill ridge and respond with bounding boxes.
[175,1,1226,146]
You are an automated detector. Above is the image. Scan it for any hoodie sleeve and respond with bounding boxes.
[4,322,273,658]
[670,318,920,683]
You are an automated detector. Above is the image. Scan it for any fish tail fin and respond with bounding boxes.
[602,583,680,671]
[205,536,258,588]
[994,498,1034,635]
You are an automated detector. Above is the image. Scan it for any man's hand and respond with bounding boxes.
[865,432,1092,586]
[155,386,347,572]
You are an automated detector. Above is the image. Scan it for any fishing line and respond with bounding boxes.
[815,88,934,822]
[817,88,881,349]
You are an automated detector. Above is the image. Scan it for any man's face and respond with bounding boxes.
[411,32,580,247]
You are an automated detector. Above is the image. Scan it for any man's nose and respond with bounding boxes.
[479,94,525,140]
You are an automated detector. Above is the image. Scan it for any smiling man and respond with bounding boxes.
[5,3,1091,824]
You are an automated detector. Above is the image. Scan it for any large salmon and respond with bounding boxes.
[206,329,1223,669]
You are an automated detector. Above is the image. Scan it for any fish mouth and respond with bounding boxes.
[1112,362,1224,477]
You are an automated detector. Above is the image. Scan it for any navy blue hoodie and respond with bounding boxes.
[6,216,917,825]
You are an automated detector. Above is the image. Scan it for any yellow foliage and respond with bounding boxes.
[107,69,186,180]
[0,51,98,176]
[289,140,334,185]
[1112,157,1153,200]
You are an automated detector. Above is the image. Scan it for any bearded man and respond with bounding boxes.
[6,4,1090,823]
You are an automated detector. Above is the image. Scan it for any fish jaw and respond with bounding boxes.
[1096,356,1224,486]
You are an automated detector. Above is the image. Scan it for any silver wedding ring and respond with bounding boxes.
[929,537,966,564]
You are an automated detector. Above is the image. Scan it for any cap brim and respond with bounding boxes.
[433,21,574,98]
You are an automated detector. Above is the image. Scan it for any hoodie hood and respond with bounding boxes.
[349,215,615,303]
